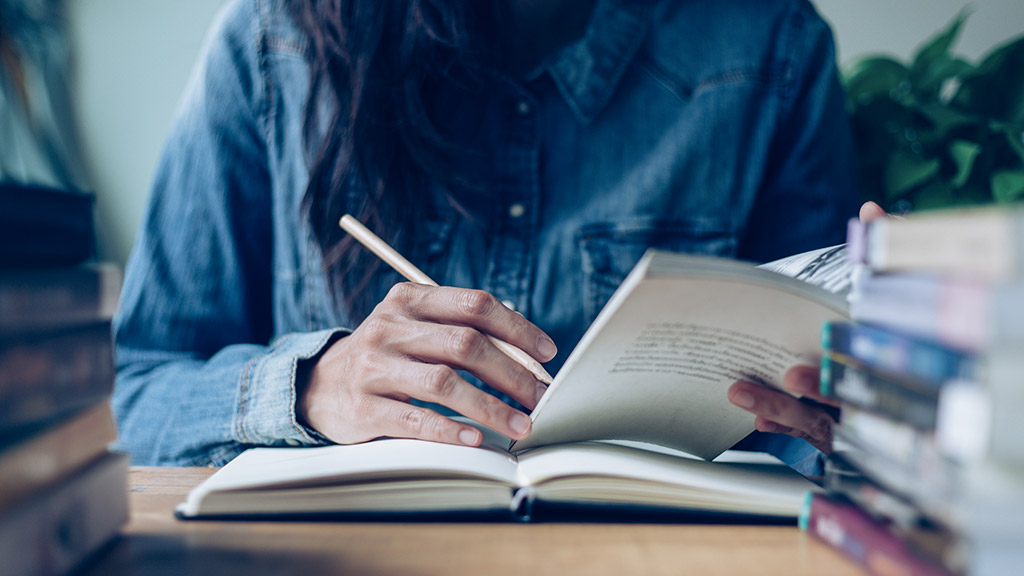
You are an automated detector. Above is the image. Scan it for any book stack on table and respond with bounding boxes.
[800,207,1024,576]
[0,183,128,576]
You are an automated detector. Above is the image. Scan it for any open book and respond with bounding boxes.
[177,427,817,521]
[516,247,850,459]
[178,247,849,521]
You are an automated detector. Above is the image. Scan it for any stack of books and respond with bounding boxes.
[0,183,128,576]
[801,207,1024,575]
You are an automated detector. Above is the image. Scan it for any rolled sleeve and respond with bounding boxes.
[236,328,348,446]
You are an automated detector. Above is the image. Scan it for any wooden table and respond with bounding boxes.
[81,467,865,575]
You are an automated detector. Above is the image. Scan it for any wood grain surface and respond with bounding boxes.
[79,467,865,576]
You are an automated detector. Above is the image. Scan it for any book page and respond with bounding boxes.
[516,442,815,516]
[757,244,851,294]
[516,251,848,460]
[178,438,521,517]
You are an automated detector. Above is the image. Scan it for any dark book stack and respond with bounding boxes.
[0,182,128,576]
[800,207,1024,576]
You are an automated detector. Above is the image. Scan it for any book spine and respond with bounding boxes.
[824,455,927,528]
[0,322,114,437]
[800,492,952,576]
[0,403,118,514]
[849,273,1024,353]
[863,208,1024,282]
[0,265,120,336]
[0,452,128,576]
[832,428,955,528]
[0,184,96,268]
[820,356,939,430]
[824,456,966,573]
[821,321,977,388]
[838,405,948,479]
[845,218,867,264]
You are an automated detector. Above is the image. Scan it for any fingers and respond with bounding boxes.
[383,283,558,363]
[397,323,546,410]
[782,365,840,407]
[367,362,533,440]
[728,380,835,453]
[358,396,484,447]
[859,201,888,222]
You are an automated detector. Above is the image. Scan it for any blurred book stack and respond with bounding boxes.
[800,207,1024,576]
[0,182,128,576]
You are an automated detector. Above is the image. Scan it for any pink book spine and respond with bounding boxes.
[801,493,952,576]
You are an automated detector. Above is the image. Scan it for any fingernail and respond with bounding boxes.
[732,390,755,409]
[458,428,480,446]
[535,382,547,405]
[536,336,557,360]
[510,412,531,435]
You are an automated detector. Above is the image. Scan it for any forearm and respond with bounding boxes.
[114,329,345,466]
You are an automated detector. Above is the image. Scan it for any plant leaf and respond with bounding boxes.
[914,57,973,101]
[910,180,958,211]
[886,149,941,197]
[954,35,1024,122]
[1005,128,1024,163]
[917,103,978,139]
[844,56,910,103]
[910,9,970,89]
[949,140,981,188]
[992,170,1024,203]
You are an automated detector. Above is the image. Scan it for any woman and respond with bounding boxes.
[114,0,862,473]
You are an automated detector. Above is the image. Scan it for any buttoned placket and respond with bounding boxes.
[481,80,541,323]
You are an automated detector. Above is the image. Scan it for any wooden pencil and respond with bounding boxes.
[339,214,554,385]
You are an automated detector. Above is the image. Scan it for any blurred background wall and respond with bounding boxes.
[64,0,1022,265]
[66,0,229,266]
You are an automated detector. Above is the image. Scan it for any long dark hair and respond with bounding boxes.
[287,0,502,313]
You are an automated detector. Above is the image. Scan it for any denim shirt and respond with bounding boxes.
[114,0,860,471]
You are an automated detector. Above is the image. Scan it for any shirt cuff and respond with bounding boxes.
[732,431,826,478]
[234,328,349,447]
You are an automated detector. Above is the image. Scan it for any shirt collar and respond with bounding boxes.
[543,0,657,125]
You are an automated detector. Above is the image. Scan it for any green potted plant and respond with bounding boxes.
[844,10,1024,213]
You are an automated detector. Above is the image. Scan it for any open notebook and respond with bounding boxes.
[179,246,848,521]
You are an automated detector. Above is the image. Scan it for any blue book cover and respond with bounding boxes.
[821,321,977,390]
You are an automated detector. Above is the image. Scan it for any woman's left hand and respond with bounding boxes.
[727,201,892,452]
[727,367,839,453]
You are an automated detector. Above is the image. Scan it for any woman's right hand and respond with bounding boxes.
[298,283,558,447]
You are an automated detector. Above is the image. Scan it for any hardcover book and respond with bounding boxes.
[0,452,128,576]
[0,264,121,336]
[0,403,117,514]
[0,322,115,442]
[0,182,96,268]
[853,206,1024,282]
[800,492,951,576]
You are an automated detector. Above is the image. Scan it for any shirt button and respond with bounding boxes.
[501,300,517,312]
[508,202,526,219]
[515,99,532,116]
[285,439,300,446]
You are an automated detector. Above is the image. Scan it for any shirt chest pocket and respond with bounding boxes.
[577,218,738,324]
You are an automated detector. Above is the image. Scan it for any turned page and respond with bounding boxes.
[515,251,848,460]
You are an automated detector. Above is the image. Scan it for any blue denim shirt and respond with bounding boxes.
[114,0,860,471]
